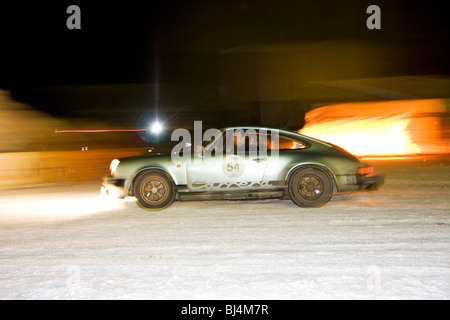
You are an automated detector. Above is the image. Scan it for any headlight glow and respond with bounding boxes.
[109,159,120,175]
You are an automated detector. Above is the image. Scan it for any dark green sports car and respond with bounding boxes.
[101,126,384,210]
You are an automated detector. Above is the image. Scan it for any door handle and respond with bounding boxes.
[252,157,267,162]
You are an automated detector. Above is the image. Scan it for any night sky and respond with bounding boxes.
[1,0,449,88]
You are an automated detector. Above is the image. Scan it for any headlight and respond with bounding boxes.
[109,159,120,175]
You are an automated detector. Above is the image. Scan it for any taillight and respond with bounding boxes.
[358,166,374,175]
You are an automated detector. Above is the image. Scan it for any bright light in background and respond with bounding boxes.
[301,115,420,156]
[136,112,167,143]
[300,99,447,158]
[150,121,163,134]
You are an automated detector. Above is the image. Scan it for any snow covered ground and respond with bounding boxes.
[0,159,449,300]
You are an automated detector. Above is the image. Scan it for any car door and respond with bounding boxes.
[260,131,310,184]
[186,129,269,191]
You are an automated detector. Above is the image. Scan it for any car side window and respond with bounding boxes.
[279,136,308,150]
[267,133,309,150]
[203,129,308,155]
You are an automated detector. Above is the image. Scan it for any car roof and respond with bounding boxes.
[219,126,332,147]
[220,126,296,135]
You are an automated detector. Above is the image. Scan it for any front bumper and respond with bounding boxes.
[101,177,127,198]
[358,173,385,191]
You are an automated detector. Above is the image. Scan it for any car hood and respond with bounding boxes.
[119,153,172,162]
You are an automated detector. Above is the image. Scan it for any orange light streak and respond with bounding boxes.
[301,115,420,156]
[299,99,446,157]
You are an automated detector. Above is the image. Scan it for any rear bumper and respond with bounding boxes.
[336,172,385,192]
[358,173,385,191]
[100,177,127,198]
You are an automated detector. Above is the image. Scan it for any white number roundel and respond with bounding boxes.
[222,155,245,178]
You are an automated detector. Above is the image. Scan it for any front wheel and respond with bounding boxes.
[134,171,175,210]
[288,167,333,208]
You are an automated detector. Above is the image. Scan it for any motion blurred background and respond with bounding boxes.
[0,0,449,187]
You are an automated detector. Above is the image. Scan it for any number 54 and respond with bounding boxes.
[227,162,239,172]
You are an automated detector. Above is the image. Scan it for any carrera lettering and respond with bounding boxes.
[191,181,274,190]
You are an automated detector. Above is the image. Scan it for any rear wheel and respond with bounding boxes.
[288,167,333,207]
[134,171,175,210]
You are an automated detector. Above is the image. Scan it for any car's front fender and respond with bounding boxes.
[127,166,178,196]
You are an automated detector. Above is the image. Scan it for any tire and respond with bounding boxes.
[288,167,333,208]
[134,170,175,210]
